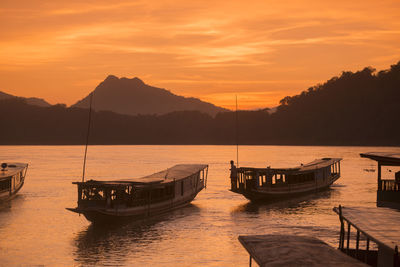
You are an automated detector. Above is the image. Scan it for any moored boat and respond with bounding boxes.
[0,162,28,201]
[230,158,341,201]
[67,164,208,223]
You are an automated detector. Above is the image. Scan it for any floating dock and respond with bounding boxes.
[238,234,366,266]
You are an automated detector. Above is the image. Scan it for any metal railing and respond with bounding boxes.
[381,179,400,191]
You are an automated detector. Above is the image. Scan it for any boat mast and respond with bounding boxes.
[82,92,94,183]
[235,95,239,167]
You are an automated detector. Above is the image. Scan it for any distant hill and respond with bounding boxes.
[0,91,51,107]
[1,61,399,146]
[72,75,228,116]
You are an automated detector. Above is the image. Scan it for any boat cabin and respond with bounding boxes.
[74,180,176,209]
[360,152,400,209]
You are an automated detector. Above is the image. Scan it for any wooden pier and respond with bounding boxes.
[238,234,366,266]
[334,205,400,267]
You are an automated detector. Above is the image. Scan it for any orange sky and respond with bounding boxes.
[1,0,399,110]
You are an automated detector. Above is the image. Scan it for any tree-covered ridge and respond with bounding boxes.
[269,61,400,145]
[279,62,399,109]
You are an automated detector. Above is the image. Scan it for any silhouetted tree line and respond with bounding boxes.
[1,61,399,145]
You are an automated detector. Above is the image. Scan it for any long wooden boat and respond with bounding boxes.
[230,158,341,201]
[67,164,208,223]
[0,162,28,201]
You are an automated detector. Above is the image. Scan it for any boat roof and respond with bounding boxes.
[333,206,400,252]
[297,158,341,172]
[0,162,28,180]
[238,234,366,266]
[74,164,208,186]
[360,152,400,166]
[238,158,341,173]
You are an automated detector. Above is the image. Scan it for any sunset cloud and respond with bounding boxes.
[0,0,399,108]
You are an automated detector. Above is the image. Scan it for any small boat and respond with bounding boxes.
[67,164,208,223]
[0,162,28,201]
[230,158,341,201]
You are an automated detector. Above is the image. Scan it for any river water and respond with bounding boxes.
[0,145,399,266]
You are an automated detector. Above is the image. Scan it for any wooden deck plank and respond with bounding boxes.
[238,235,366,267]
[334,206,400,251]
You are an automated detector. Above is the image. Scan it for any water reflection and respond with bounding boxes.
[232,189,336,214]
[73,204,200,266]
[0,194,24,211]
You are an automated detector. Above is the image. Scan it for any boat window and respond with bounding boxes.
[80,187,106,201]
[0,179,11,191]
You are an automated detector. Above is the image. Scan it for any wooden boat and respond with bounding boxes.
[360,152,400,209]
[0,162,28,201]
[230,158,341,201]
[67,164,208,223]
[334,205,400,266]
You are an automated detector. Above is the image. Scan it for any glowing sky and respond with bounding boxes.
[1,0,399,109]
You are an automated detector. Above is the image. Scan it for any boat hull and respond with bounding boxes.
[67,192,199,223]
[236,179,337,202]
[0,181,25,202]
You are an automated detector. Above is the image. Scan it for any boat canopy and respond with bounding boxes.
[296,158,342,172]
[73,164,208,186]
[360,152,400,166]
[238,158,341,173]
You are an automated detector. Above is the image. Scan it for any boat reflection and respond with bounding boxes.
[73,204,200,266]
[232,188,337,214]
[0,194,24,211]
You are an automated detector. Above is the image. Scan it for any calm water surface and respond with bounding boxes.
[0,145,399,266]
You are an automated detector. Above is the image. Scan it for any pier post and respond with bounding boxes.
[356,230,360,259]
[346,222,351,253]
[338,205,345,250]
[378,163,382,191]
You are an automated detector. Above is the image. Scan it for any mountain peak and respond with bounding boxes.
[72,75,228,116]
[104,75,145,87]
[120,76,145,85]
[104,75,119,82]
